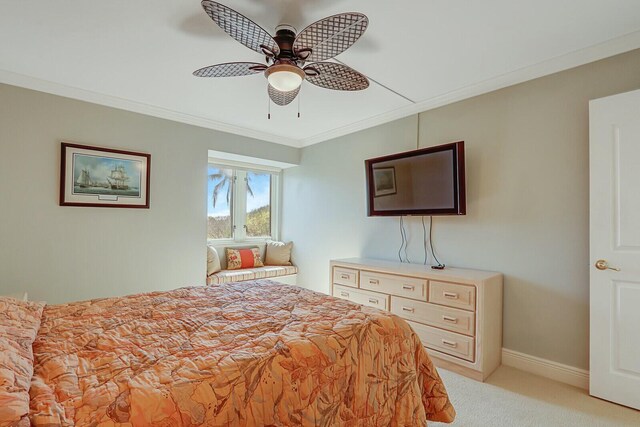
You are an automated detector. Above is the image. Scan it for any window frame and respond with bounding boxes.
[207,159,281,245]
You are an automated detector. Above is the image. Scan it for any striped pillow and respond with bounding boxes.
[226,247,264,270]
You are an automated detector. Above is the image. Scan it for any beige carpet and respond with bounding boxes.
[433,366,640,426]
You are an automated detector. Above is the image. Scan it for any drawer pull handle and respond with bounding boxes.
[340,292,349,297]
[402,306,415,313]
[341,274,350,280]
[443,292,459,299]
[442,316,458,323]
[368,298,379,304]
[402,284,415,291]
[369,279,379,285]
[442,339,458,348]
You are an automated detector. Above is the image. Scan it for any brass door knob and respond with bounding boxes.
[595,259,620,271]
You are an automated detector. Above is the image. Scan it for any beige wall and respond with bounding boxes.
[282,49,640,369]
[0,83,298,304]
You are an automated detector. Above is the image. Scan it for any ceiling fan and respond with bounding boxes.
[193,1,370,108]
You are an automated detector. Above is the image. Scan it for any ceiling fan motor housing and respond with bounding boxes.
[273,26,300,61]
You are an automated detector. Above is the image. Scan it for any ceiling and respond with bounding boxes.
[1,1,640,148]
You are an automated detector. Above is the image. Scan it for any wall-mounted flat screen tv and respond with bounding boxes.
[365,141,466,216]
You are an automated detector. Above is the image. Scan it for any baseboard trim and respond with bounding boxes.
[502,348,589,390]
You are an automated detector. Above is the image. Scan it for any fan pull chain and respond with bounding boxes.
[267,96,271,120]
[297,91,301,118]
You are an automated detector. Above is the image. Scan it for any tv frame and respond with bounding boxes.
[365,141,466,216]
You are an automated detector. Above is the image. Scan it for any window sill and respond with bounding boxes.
[207,237,273,246]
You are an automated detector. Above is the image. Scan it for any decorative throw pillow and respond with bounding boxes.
[265,240,293,266]
[0,297,45,427]
[226,247,264,270]
[207,246,221,276]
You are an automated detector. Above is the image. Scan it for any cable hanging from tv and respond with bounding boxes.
[398,216,410,263]
[424,216,445,269]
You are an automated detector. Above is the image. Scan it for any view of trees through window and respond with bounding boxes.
[207,165,272,240]
[245,171,271,237]
[207,166,233,239]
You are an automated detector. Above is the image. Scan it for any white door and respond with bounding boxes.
[590,89,640,410]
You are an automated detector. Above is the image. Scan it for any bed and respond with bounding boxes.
[3,280,455,426]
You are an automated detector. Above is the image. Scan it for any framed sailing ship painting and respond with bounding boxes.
[60,143,150,208]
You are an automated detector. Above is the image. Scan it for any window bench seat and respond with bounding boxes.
[207,265,298,285]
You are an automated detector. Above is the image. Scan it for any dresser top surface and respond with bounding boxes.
[331,258,501,282]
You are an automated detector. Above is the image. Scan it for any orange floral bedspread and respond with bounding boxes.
[29,281,455,426]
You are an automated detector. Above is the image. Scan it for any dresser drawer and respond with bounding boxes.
[390,296,475,336]
[408,321,475,362]
[360,271,427,300]
[429,281,476,311]
[333,285,389,311]
[333,267,359,288]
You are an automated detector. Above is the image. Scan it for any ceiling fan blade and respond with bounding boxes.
[293,13,368,62]
[193,62,267,77]
[201,1,279,56]
[304,62,369,91]
[268,84,300,106]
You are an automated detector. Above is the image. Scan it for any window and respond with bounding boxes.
[207,166,234,240]
[245,170,272,238]
[207,162,279,242]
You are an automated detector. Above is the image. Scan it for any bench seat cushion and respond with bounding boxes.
[207,265,298,285]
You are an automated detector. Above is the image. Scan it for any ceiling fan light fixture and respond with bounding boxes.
[265,64,305,92]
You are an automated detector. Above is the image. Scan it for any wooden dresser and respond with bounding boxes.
[331,258,503,381]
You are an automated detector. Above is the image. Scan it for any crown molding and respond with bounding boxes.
[300,30,640,147]
[0,70,301,148]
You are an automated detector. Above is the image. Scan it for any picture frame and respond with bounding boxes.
[372,166,397,197]
[60,142,150,208]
